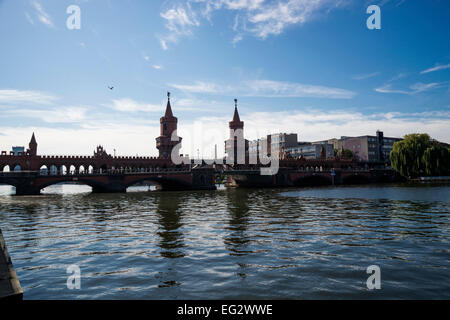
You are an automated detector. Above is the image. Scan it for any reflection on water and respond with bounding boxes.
[0,183,449,299]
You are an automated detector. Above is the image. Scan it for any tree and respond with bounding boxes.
[423,144,450,176]
[390,133,450,178]
[342,149,353,160]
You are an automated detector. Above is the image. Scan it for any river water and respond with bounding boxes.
[0,183,449,299]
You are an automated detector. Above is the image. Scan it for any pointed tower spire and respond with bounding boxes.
[28,132,37,156]
[165,91,174,118]
[30,132,37,144]
[232,98,241,122]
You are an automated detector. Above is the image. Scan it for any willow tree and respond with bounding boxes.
[390,133,449,178]
[423,144,450,176]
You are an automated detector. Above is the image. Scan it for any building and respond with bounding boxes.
[285,143,334,159]
[339,131,402,162]
[269,133,298,157]
[155,92,182,159]
[313,138,339,151]
[249,133,297,161]
[225,99,249,164]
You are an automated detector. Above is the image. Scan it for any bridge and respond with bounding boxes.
[0,93,401,195]
[223,167,399,188]
[0,167,216,195]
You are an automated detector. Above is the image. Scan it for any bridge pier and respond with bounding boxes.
[15,185,41,196]
[91,185,127,194]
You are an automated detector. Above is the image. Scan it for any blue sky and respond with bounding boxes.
[0,0,449,157]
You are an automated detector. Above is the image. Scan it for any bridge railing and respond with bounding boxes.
[0,168,193,177]
[36,167,193,176]
[223,167,379,173]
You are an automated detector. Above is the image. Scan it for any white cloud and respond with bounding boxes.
[246,80,356,98]
[0,110,450,157]
[170,81,229,94]
[232,34,243,45]
[4,107,87,123]
[1,108,449,158]
[159,4,200,49]
[420,63,450,74]
[0,89,58,105]
[153,65,163,70]
[110,98,165,113]
[247,0,325,38]
[160,0,346,48]
[352,72,380,80]
[170,79,356,99]
[160,39,169,50]
[31,1,54,28]
[375,82,441,94]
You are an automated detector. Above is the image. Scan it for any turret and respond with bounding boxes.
[156,92,182,159]
[28,132,37,156]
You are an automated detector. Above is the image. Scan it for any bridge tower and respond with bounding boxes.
[28,133,37,156]
[225,99,248,164]
[156,92,182,159]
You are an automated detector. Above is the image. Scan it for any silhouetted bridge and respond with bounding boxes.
[0,168,216,195]
[223,167,399,188]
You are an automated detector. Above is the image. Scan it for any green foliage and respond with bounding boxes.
[342,149,353,159]
[390,133,450,178]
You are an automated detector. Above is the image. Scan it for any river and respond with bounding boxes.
[0,183,449,299]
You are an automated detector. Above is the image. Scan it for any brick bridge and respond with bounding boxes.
[0,93,220,195]
[224,167,398,187]
[0,94,400,194]
[223,158,399,187]
[0,168,216,195]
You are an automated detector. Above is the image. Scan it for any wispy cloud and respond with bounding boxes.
[24,12,34,25]
[170,81,229,94]
[375,82,441,94]
[0,89,58,105]
[170,79,356,99]
[352,72,380,80]
[3,106,87,123]
[159,0,347,48]
[420,63,450,74]
[159,4,200,50]
[31,1,54,28]
[109,98,165,113]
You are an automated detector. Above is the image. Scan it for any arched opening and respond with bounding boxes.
[40,165,48,175]
[79,165,86,174]
[0,182,15,195]
[49,165,58,175]
[69,165,76,175]
[2,165,10,172]
[13,165,22,172]
[60,165,68,175]
[88,165,94,174]
[40,180,93,195]
[127,179,158,192]
[100,164,107,173]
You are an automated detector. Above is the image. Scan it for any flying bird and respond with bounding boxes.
[108,86,114,90]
